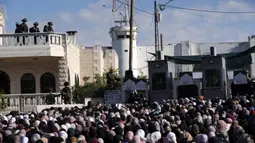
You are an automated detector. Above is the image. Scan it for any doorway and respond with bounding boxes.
[0,71,10,94]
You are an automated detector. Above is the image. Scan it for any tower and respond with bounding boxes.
[0,4,5,46]
[109,0,138,77]
[0,4,5,34]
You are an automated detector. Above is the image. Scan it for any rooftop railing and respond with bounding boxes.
[0,33,64,47]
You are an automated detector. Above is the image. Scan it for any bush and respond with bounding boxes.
[72,69,120,103]
[0,89,7,109]
[72,69,148,104]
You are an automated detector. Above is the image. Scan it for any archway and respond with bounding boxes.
[40,72,56,93]
[20,73,36,93]
[0,71,10,94]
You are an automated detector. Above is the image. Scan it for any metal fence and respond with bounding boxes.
[0,93,62,113]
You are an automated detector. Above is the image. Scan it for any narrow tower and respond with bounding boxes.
[109,0,138,77]
[0,5,5,34]
[0,5,5,45]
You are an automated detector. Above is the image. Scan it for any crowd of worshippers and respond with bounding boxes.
[15,18,54,34]
[0,96,255,143]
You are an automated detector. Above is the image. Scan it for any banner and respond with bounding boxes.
[136,80,147,90]
[234,70,247,85]
[179,72,193,85]
[123,79,136,91]
[104,90,122,104]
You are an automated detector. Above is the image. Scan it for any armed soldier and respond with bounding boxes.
[19,18,28,45]
[29,22,40,44]
[29,22,40,33]
[15,22,22,44]
[61,82,71,104]
[47,22,54,32]
[15,22,22,33]
[106,67,120,89]
[20,18,28,33]
[43,22,54,43]
[43,22,54,32]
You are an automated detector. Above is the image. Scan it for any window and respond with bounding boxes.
[40,72,56,93]
[20,73,36,93]
[151,73,166,90]
[117,35,125,39]
[205,69,221,87]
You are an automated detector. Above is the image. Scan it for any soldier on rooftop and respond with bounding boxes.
[20,18,28,33]
[29,22,40,33]
[15,22,22,33]
[43,22,54,32]
[29,22,40,45]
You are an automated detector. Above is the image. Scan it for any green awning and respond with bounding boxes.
[164,45,255,69]
[193,55,252,71]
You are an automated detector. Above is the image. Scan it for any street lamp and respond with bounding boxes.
[159,0,174,11]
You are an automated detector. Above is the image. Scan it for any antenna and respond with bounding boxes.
[112,0,116,26]
[112,0,130,26]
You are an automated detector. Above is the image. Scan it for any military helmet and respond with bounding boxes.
[22,18,27,22]
[48,22,53,26]
[64,82,69,86]
[33,22,39,26]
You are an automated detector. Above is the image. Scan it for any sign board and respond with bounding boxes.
[123,79,136,90]
[234,70,247,85]
[179,72,193,85]
[104,90,122,104]
[136,80,147,90]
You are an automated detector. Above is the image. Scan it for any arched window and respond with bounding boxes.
[21,73,36,93]
[0,71,10,94]
[40,72,56,93]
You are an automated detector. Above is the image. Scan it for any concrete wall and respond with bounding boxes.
[0,57,60,93]
[102,47,118,71]
[80,46,118,84]
[67,43,80,86]
[79,46,103,84]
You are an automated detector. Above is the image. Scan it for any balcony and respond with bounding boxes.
[0,33,65,58]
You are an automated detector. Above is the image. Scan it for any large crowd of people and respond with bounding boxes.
[0,95,254,143]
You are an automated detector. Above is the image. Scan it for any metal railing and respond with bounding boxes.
[0,33,64,47]
[0,93,62,113]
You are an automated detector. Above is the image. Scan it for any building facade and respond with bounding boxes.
[79,37,254,80]
[0,31,81,94]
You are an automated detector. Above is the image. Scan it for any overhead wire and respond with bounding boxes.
[164,5,255,14]
[135,0,154,31]
[116,0,153,15]
[137,0,146,12]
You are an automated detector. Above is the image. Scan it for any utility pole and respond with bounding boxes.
[129,0,134,71]
[160,34,163,51]
[154,0,160,60]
